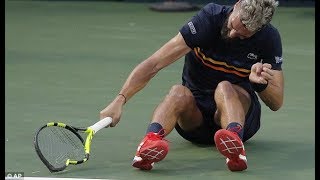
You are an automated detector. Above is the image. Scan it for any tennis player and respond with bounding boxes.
[100,0,284,172]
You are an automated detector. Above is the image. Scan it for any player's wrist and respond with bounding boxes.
[117,93,127,104]
[251,81,268,93]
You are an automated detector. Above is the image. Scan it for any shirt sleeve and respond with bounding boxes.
[260,28,283,70]
[179,3,223,49]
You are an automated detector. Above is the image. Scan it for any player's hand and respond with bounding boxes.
[99,96,125,127]
[249,62,274,84]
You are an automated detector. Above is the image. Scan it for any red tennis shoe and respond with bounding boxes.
[132,132,169,170]
[214,129,247,171]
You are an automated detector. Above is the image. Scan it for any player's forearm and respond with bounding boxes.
[117,59,159,104]
[258,80,284,111]
[115,33,190,105]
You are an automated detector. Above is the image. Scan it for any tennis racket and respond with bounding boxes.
[33,117,112,172]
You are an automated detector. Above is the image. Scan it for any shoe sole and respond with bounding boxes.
[214,129,243,158]
[214,129,247,171]
[139,140,168,163]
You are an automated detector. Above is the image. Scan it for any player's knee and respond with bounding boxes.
[167,85,194,105]
[215,81,237,99]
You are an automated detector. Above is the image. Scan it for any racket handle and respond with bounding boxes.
[90,117,113,133]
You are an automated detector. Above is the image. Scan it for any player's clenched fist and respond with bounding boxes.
[249,62,274,84]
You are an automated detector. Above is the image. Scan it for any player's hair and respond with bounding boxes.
[239,0,279,32]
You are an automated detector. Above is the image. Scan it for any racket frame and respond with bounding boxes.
[33,122,90,172]
[34,117,112,172]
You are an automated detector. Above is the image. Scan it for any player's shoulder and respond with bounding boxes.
[200,3,232,17]
[256,23,282,42]
[261,24,281,37]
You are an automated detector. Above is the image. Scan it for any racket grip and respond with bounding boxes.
[90,117,112,133]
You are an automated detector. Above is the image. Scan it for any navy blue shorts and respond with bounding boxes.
[175,89,261,145]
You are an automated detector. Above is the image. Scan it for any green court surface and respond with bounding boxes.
[5,1,315,180]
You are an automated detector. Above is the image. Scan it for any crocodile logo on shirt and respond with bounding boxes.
[247,53,258,60]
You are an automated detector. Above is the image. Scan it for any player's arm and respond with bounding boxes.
[119,32,191,102]
[100,32,191,126]
[258,69,284,111]
[250,28,284,111]
[250,63,284,111]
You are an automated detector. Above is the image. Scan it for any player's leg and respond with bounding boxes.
[213,81,252,171]
[150,84,204,135]
[132,84,203,170]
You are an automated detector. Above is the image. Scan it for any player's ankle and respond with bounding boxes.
[226,122,244,140]
[146,122,165,137]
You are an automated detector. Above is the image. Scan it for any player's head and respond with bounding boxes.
[221,0,279,40]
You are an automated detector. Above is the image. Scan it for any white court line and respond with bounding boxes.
[6,177,114,180]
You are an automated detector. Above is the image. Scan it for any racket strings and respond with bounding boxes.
[37,126,85,169]
[58,128,83,150]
